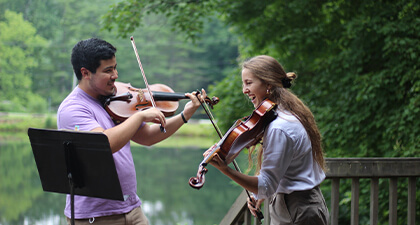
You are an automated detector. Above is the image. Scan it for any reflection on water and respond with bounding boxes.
[143,200,191,225]
[0,134,248,225]
[142,200,164,217]
[22,214,64,225]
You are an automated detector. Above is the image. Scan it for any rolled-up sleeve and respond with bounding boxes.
[256,128,294,200]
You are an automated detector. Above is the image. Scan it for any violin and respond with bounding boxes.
[189,99,277,189]
[103,81,219,123]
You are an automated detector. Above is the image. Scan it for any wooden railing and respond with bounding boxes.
[219,158,420,225]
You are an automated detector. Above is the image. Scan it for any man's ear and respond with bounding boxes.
[80,67,91,79]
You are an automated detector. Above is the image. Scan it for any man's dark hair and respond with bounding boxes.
[71,38,117,80]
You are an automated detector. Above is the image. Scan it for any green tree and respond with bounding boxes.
[24,0,121,109]
[103,6,239,95]
[103,0,419,156]
[103,0,420,223]
[0,0,133,110]
[0,10,48,112]
[1,0,238,112]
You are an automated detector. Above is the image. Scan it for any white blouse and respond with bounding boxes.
[256,109,326,200]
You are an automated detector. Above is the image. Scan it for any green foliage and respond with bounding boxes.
[1,0,238,114]
[104,0,420,223]
[26,94,48,113]
[102,0,217,41]
[0,0,418,223]
[102,0,239,93]
[103,11,239,96]
[209,69,254,131]
[103,0,419,157]
[303,0,420,159]
[44,115,57,129]
[111,13,213,92]
[18,0,122,110]
[132,0,419,157]
[225,0,420,158]
[0,10,48,113]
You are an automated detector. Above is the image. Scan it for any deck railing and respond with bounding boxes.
[219,158,420,225]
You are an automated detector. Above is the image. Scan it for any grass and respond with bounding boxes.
[0,113,56,132]
[0,113,56,143]
[0,112,219,148]
[152,121,220,148]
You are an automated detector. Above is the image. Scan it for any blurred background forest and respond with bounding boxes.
[1,0,418,157]
[0,0,419,224]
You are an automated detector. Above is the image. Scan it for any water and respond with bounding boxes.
[0,133,248,225]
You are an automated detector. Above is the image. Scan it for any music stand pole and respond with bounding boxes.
[64,141,76,225]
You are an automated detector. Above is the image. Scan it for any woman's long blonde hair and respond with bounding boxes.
[243,55,326,174]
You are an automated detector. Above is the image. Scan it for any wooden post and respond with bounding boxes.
[370,178,378,225]
[389,178,398,225]
[331,178,340,225]
[407,177,416,225]
[351,178,359,225]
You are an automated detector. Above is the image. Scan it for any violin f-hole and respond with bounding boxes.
[135,102,150,110]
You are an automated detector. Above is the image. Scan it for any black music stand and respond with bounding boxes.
[28,128,124,225]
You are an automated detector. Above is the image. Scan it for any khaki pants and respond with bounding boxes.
[269,186,329,225]
[66,206,149,225]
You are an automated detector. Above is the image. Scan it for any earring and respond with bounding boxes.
[266,89,270,95]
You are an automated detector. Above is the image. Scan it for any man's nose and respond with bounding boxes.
[112,70,118,79]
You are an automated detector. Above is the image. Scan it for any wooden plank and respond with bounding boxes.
[408,177,416,225]
[326,158,420,178]
[244,209,252,225]
[220,158,420,225]
[351,178,359,225]
[370,178,378,225]
[389,178,398,225]
[220,190,248,225]
[331,178,340,225]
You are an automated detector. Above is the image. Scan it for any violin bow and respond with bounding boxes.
[194,92,264,221]
[130,36,166,133]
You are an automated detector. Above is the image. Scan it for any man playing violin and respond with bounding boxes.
[204,55,329,225]
[57,38,204,225]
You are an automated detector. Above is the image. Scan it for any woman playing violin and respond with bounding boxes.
[58,38,204,225]
[204,55,329,225]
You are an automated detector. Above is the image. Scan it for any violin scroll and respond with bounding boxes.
[204,96,219,109]
[188,165,208,189]
[195,90,219,109]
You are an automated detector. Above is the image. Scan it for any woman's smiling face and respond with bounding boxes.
[241,68,268,108]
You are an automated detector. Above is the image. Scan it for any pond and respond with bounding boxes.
[0,131,250,225]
